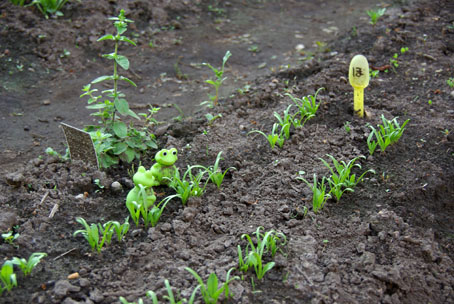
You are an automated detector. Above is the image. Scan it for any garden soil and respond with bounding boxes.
[1,0,454,303]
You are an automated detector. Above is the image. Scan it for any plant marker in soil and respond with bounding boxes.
[349,54,369,117]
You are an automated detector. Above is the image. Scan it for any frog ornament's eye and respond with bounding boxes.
[163,151,167,156]
[172,150,177,156]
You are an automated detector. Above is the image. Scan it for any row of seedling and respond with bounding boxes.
[249,88,324,149]
[119,226,286,304]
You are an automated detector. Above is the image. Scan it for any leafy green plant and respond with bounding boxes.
[27,0,69,18]
[167,166,210,205]
[109,217,130,242]
[185,267,239,304]
[367,114,410,155]
[370,69,380,78]
[319,155,375,201]
[285,87,324,128]
[45,147,70,161]
[73,217,115,253]
[366,7,386,25]
[201,50,232,108]
[447,77,454,88]
[2,231,19,245]
[145,279,199,304]
[205,113,222,125]
[274,105,293,139]
[296,173,330,213]
[81,10,157,168]
[238,227,286,280]
[8,0,27,6]
[344,121,351,133]
[248,123,286,149]
[0,261,17,295]
[11,252,47,276]
[194,151,236,189]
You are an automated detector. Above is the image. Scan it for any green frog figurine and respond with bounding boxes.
[125,166,156,209]
[150,148,178,186]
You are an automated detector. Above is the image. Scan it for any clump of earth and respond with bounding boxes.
[0,0,453,303]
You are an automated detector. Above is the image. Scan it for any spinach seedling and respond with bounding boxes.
[73,217,114,253]
[27,0,69,19]
[2,231,19,246]
[248,123,286,149]
[11,252,47,276]
[166,166,210,205]
[146,279,199,304]
[297,173,331,213]
[109,217,130,242]
[366,8,386,25]
[201,50,232,108]
[119,297,144,304]
[320,154,375,201]
[285,87,324,128]
[185,267,239,303]
[367,114,410,155]
[0,261,17,295]
[274,105,293,139]
[447,77,454,88]
[194,151,236,189]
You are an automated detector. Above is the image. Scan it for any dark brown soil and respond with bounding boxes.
[1,0,454,303]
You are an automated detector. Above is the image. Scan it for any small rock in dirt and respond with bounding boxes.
[61,298,84,304]
[450,91,454,99]
[356,242,366,254]
[182,207,197,222]
[230,281,244,301]
[79,278,90,287]
[160,223,172,233]
[110,181,122,192]
[0,210,18,232]
[89,288,104,302]
[172,219,190,236]
[5,172,25,187]
[42,99,51,105]
[155,125,169,137]
[131,229,143,237]
[53,280,81,298]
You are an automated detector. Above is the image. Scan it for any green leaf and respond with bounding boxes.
[112,121,128,138]
[114,98,130,115]
[116,55,130,70]
[127,109,140,120]
[123,148,136,162]
[119,76,137,87]
[119,36,137,46]
[86,104,106,110]
[102,53,116,60]
[92,75,114,84]
[97,34,114,41]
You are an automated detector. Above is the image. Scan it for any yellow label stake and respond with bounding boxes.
[348,55,369,117]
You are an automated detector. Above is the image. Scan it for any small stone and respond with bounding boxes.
[5,172,25,187]
[67,273,79,280]
[79,278,90,287]
[89,288,104,302]
[24,126,30,131]
[160,223,172,232]
[0,210,18,232]
[131,229,143,237]
[42,99,51,105]
[110,181,122,192]
[295,43,305,51]
[53,280,80,298]
[450,91,454,98]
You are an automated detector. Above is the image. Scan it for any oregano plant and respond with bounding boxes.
[81,9,158,168]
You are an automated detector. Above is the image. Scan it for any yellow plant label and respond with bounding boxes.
[348,55,370,117]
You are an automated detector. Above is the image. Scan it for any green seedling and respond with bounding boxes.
[145,279,199,304]
[274,105,293,139]
[201,50,232,108]
[11,252,47,276]
[27,0,69,18]
[370,69,380,78]
[297,173,330,213]
[45,147,70,160]
[344,121,351,133]
[248,123,286,149]
[285,88,324,128]
[366,7,386,25]
[194,151,236,189]
[447,78,454,88]
[144,195,180,228]
[9,0,26,5]
[238,227,286,280]
[185,267,239,303]
[2,231,19,245]
[167,166,210,205]
[0,261,17,295]
[119,297,144,304]
[81,10,157,168]
[319,155,375,201]
[73,217,114,253]
[367,114,410,155]
[205,113,222,125]
[109,217,130,242]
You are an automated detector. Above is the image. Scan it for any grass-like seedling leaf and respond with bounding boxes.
[197,151,236,189]
[185,267,239,304]
[166,166,210,205]
[11,252,47,276]
[285,87,324,128]
[110,217,130,242]
[27,0,69,19]
[248,123,286,149]
[238,227,286,280]
[145,194,180,227]
[297,173,330,213]
[319,154,375,201]
[73,217,115,253]
[145,279,199,304]
[1,231,19,246]
[0,260,17,295]
[274,105,293,139]
[367,114,410,155]
[119,297,144,304]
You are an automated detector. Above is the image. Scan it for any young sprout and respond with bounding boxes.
[297,173,330,213]
[367,115,410,155]
[0,261,17,295]
[194,151,236,189]
[185,267,239,303]
[166,166,210,205]
[366,8,386,25]
[248,123,286,149]
[319,154,375,201]
[11,252,47,276]
[73,217,114,253]
[274,105,293,139]
[1,231,19,246]
[285,88,324,128]
[447,77,454,88]
[201,50,232,108]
